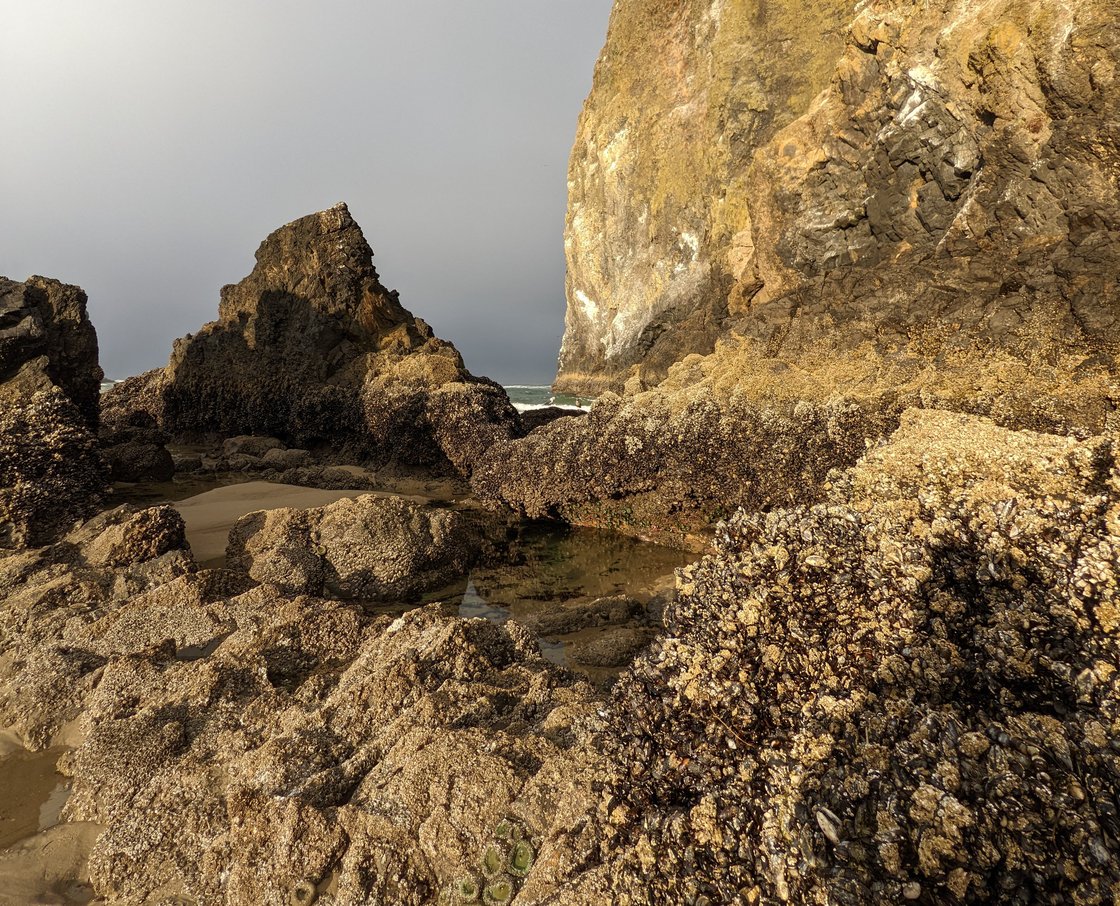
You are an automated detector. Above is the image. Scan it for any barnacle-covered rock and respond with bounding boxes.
[473,390,893,545]
[561,409,1120,904]
[226,494,487,601]
[0,275,107,547]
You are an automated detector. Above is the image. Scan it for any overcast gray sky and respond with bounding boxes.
[1,1,612,385]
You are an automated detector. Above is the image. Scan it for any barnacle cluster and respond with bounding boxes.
[440,819,537,905]
[587,410,1119,904]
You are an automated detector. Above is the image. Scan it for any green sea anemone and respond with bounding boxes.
[509,839,535,877]
[483,876,514,905]
[455,876,480,902]
[290,880,317,906]
[481,843,506,878]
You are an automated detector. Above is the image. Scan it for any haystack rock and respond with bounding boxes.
[0,276,106,547]
[490,0,1120,539]
[104,204,518,477]
[557,0,1120,397]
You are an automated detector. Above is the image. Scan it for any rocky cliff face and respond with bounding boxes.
[104,204,518,476]
[0,276,106,547]
[557,0,1120,396]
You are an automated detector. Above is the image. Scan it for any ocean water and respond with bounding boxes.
[102,380,589,413]
[503,385,591,413]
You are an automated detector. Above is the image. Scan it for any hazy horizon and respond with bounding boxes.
[1,1,613,385]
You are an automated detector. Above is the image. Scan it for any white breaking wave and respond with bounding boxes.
[513,402,590,413]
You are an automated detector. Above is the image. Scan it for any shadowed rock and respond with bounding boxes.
[0,276,106,547]
[102,204,517,477]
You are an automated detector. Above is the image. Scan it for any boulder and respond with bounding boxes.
[517,595,646,638]
[99,411,176,483]
[102,205,519,478]
[102,440,174,482]
[171,451,203,473]
[227,494,482,601]
[565,627,658,669]
[261,447,312,470]
[222,435,285,458]
[224,453,266,472]
[518,406,586,434]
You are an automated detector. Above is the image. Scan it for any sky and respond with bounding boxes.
[0,1,613,385]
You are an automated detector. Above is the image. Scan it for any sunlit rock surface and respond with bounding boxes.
[558,0,1120,398]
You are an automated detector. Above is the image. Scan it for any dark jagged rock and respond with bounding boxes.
[99,411,174,483]
[517,406,587,434]
[0,276,102,430]
[0,276,107,547]
[102,204,518,478]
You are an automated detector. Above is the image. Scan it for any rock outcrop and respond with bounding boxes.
[0,502,600,905]
[98,410,175,483]
[557,0,1120,400]
[0,276,106,547]
[474,389,894,547]
[102,204,518,478]
[549,409,1120,904]
[3,409,1117,903]
[227,494,486,601]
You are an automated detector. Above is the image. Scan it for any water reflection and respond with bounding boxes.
[425,521,695,679]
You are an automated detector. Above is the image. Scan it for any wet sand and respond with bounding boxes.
[0,744,94,906]
[0,823,99,905]
[0,747,70,851]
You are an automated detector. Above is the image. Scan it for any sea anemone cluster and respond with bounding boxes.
[587,410,1119,904]
[440,819,537,905]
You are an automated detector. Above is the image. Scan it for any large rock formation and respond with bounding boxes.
[0,276,106,547]
[103,204,517,477]
[507,0,1120,539]
[559,0,857,395]
[557,0,1120,398]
